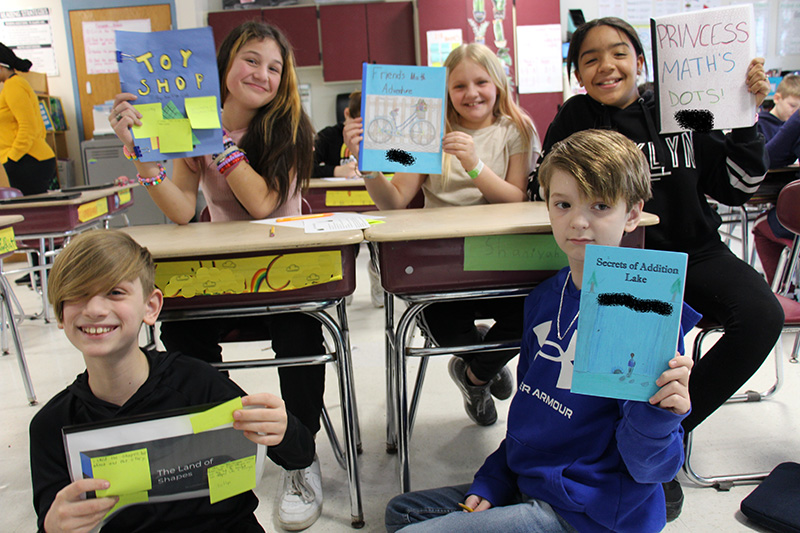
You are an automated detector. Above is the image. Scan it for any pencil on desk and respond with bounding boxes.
[269,226,276,238]
[276,213,333,223]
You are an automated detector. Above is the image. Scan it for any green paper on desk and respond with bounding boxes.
[190,396,243,433]
[185,96,221,129]
[207,455,257,504]
[91,448,152,497]
[463,234,568,271]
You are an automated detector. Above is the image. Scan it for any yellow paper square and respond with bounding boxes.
[131,103,163,138]
[0,226,18,254]
[184,96,221,129]
[157,119,193,153]
[91,448,152,497]
[207,455,256,504]
[104,490,149,519]
[190,397,243,434]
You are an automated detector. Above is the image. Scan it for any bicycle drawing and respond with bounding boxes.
[366,99,437,147]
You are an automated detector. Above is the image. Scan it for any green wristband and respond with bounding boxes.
[467,159,485,179]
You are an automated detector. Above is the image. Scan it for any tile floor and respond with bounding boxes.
[0,242,795,532]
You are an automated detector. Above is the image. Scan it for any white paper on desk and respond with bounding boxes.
[252,213,383,231]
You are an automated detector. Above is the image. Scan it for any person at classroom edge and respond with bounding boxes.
[343,42,541,427]
[753,73,800,286]
[530,16,784,521]
[0,42,59,287]
[313,90,361,179]
[385,129,699,533]
[109,21,325,531]
[29,229,315,533]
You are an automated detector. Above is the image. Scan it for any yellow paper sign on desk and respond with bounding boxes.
[325,190,375,207]
[117,189,132,205]
[77,198,109,222]
[0,227,18,254]
[91,448,152,497]
[155,251,343,298]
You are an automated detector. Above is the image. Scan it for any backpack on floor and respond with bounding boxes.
[741,462,800,533]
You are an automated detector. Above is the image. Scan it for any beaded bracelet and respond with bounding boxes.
[137,163,166,187]
[123,145,139,161]
[213,135,249,177]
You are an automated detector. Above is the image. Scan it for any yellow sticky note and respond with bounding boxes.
[0,226,18,254]
[131,103,163,139]
[190,396,243,434]
[104,490,149,519]
[207,455,257,504]
[157,119,193,153]
[184,96,221,129]
[91,448,152,497]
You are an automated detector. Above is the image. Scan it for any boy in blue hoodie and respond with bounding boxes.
[385,129,700,533]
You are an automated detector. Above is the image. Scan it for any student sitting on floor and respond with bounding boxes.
[29,230,314,533]
[385,129,699,533]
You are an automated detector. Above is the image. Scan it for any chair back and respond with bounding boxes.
[0,187,23,199]
[776,178,800,235]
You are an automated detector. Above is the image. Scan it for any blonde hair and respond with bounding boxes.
[441,44,537,179]
[538,129,652,210]
[776,74,800,99]
[48,230,155,323]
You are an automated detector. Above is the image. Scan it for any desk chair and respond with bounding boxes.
[683,179,800,489]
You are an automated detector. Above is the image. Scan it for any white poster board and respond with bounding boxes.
[651,4,755,133]
[516,24,562,94]
[83,19,151,75]
[0,8,58,76]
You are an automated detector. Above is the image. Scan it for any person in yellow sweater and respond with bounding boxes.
[0,43,58,195]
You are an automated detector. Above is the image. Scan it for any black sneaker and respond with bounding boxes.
[663,477,684,522]
[14,273,31,285]
[489,365,514,400]
[448,356,497,426]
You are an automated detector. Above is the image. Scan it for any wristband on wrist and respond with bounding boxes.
[123,145,139,161]
[213,136,248,178]
[467,159,485,180]
[137,163,166,187]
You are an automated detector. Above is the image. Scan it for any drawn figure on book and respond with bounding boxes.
[363,95,442,152]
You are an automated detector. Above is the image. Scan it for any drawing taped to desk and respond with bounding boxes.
[571,245,688,402]
[360,63,446,175]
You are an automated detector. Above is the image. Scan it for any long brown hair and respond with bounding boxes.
[217,21,314,206]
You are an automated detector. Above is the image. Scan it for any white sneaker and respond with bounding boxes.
[276,456,323,531]
[368,261,384,308]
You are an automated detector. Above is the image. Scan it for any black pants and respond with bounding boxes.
[682,240,784,432]
[420,296,525,383]
[160,313,326,435]
[3,155,58,195]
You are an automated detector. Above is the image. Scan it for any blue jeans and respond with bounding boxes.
[385,484,578,533]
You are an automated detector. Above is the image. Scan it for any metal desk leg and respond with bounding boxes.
[316,307,364,528]
[385,291,397,453]
[336,299,362,454]
[0,275,36,405]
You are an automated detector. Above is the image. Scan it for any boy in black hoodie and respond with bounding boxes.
[30,229,314,533]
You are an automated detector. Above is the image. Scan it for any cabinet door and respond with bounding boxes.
[261,6,320,67]
[319,4,368,82]
[366,2,415,66]
[208,10,262,51]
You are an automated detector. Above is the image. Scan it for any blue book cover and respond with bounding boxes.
[115,27,223,162]
[571,245,688,401]
[359,63,446,175]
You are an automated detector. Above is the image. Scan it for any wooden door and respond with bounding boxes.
[319,4,368,82]
[366,2,415,66]
[69,5,172,140]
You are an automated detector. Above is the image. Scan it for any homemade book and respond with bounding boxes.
[115,27,223,162]
[63,397,266,524]
[650,4,755,133]
[359,63,446,175]
[571,245,688,402]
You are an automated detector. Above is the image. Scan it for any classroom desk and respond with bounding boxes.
[364,202,659,492]
[305,177,377,213]
[0,214,36,405]
[0,184,136,322]
[122,221,366,528]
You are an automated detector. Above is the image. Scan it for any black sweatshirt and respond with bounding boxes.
[30,349,315,532]
[534,91,768,254]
